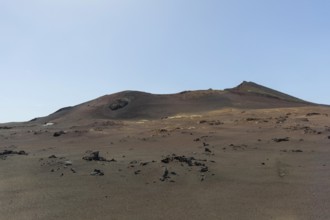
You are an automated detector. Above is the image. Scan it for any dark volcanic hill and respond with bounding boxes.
[35,81,314,123]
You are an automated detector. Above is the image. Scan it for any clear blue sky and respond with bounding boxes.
[1,0,329,122]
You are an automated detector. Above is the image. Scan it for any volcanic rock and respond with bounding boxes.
[272,137,290,142]
[53,131,66,137]
[90,169,104,176]
[109,98,129,111]
[83,151,107,161]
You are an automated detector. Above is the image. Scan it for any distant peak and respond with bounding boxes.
[228,81,306,103]
[236,81,259,88]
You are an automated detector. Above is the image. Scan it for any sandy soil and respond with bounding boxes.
[1,106,330,220]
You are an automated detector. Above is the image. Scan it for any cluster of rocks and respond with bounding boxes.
[0,126,12,129]
[46,154,106,177]
[0,150,28,159]
[128,160,156,168]
[90,169,104,176]
[42,155,76,176]
[83,151,106,161]
[275,115,289,124]
[109,98,129,111]
[285,125,322,135]
[306,112,321,116]
[303,127,322,135]
[245,118,269,123]
[199,120,223,125]
[161,154,204,166]
[161,154,209,173]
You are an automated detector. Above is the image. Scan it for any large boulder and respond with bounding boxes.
[109,98,129,111]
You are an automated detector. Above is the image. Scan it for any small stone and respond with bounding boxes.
[18,151,28,155]
[90,169,104,176]
[83,151,107,161]
[64,161,72,166]
[161,157,171,163]
[279,172,286,177]
[200,166,208,172]
[140,162,149,166]
[53,131,66,137]
[160,167,169,181]
[272,137,289,142]
[194,161,204,166]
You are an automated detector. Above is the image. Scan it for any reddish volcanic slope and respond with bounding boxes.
[34,81,314,123]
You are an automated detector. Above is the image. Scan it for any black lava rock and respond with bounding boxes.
[200,166,209,172]
[272,137,289,142]
[160,167,169,181]
[53,131,66,137]
[0,150,28,156]
[90,169,104,176]
[83,151,107,161]
[109,98,129,111]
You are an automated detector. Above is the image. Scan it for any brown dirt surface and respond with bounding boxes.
[1,83,330,219]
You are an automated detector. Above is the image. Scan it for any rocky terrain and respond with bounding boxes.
[1,82,330,220]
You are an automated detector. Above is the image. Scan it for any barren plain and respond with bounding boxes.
[1,82,330,220]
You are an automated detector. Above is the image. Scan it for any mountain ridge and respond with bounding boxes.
[27,81,317,123]
[227,81,306,103]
